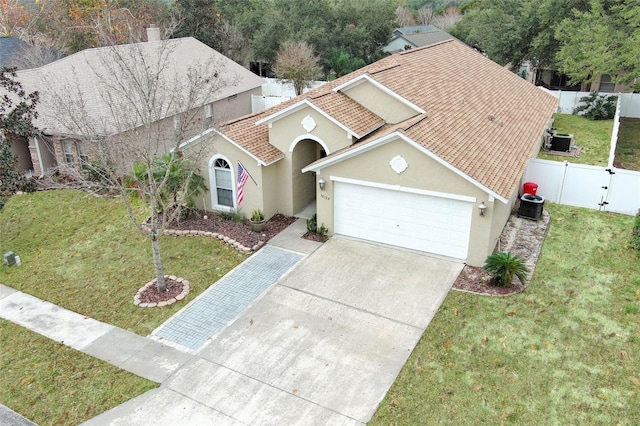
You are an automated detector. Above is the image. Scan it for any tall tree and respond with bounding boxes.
[172,0,252,64]
[14,0,170,55]
[272,40,322,95]
[0,67,39,209]
[556,0,640,91]
[451,0,590,69]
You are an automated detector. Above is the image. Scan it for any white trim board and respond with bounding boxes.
[331,176,477,203]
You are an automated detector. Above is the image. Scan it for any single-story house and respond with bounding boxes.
[8,29,264,176]
[185,39,557,266]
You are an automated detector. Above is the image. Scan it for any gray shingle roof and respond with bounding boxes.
[16,37,264,136]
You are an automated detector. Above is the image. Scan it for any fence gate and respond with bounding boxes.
[524,159,640,215]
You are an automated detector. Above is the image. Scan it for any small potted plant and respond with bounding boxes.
[249,208,266,232]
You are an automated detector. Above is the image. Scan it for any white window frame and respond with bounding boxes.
[599,74,616,93]
[208,154,236,211]
[77,143,89,165]
[61,139,75,167]
[204,104,213,119]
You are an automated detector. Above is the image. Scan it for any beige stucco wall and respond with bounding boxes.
[341,82,417,124]
[266,106,354,215]
[192,133,267,218]
[268,107,353,154]
[315,137,509,266]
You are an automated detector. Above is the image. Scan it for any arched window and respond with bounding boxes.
[209,155,234,209]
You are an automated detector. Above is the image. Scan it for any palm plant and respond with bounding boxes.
[130,152,207,209]
[483,252,529,287]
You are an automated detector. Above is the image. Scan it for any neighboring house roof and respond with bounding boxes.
[15,37,264,136]
[393,25,438,36]
[0,36,30,68]
[384,26,457,53]
[214,39,557,200]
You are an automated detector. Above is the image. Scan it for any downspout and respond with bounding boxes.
[34,135,44,178]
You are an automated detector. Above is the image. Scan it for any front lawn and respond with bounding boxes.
[538,114,613,166]
[614,117,640,171]
[0,319,157,426]
[371,203,640,425]
[0,190,247,335]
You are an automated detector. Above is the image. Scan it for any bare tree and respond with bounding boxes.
[41,40,231,292]
[416,7,435,26]
[395,5,416,27]
[272,40,322,96]
[10,41,65,70]
[432,8,461,30]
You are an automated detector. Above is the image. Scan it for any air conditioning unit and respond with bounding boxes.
[519,194,544,220]
[550,133,574,152]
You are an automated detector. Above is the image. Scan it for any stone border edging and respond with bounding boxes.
[134,275,190,308]
[141,224,265,254]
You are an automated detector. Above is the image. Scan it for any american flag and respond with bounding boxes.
[237,161,249,205]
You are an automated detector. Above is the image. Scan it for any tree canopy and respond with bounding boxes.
[172,0,397,76]
[556,0,640,91]
[451,0,639,90]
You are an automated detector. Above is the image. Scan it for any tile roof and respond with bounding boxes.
[217,39,557,199]
[15,37,265,136]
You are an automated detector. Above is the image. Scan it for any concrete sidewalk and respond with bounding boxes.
[0,284,193,383]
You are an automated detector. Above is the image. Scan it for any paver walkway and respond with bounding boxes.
[151,245,303,352]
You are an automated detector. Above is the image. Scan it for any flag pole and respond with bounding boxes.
[238,160,258,186]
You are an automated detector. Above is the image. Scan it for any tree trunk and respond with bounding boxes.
[151,233,166,292]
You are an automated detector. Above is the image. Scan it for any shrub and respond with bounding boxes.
[307,214,317,233]
[219,209,245,222]
[83,161,112,185]
[20,177,38,193]
[573,92,617,120]
[317,223,328,237]
[483,252,529,287]
[632,210,640,251]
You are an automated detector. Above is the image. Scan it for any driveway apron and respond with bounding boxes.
[88,237,462,425]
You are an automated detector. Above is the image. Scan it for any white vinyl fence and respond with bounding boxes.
[541,89,640,116]
[523,159,640,215]
[252,78,327,113]
[524,91,640,216]
[619,93,640,118]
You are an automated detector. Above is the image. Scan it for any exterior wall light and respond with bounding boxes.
[318,177,326,191]
[478,201,487,216]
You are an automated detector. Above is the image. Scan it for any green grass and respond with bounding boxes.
[0,189,247,335]
[0,319,157,425]
[614,118,640,171]
[371,203,640,425]
[538,114,613,166]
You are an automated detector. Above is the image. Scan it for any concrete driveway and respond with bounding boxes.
[89,237,462,425]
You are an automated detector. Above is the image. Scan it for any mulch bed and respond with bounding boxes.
[168,210,298,249]
[452,208,551,296]
[137,278,185,304]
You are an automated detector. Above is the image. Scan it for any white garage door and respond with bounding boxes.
[334,181,473,259]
